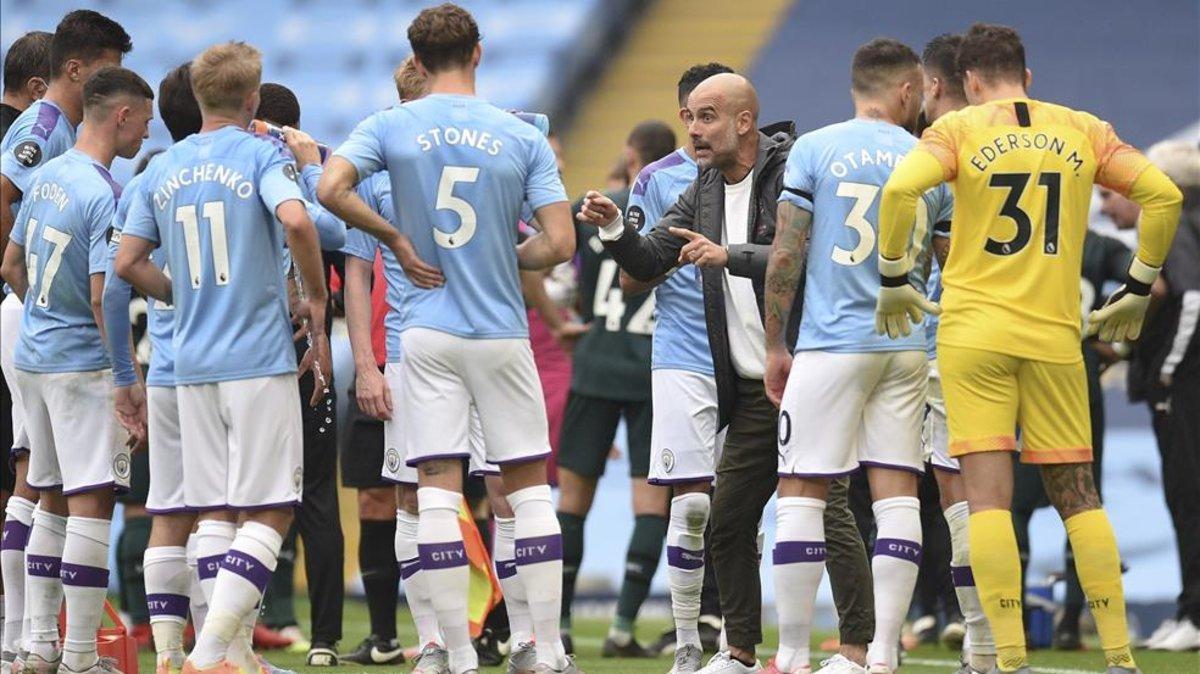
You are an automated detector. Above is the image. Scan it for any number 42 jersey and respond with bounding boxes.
[780,118,952,354]
[334,94,567,340]
[123,126,305,384]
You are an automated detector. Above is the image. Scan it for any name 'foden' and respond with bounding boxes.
[968,131,1085,173]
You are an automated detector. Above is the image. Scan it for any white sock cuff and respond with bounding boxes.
[33,508,67,534]
[670,492,710,528]
[185,534,199,566]
[65,516,111,545]
[235,521,284,556]
[777,496,827,513]
[395,509,420,539]
[506,484,552,511]
[196,519,237,540]
[5,496,36,523]
[417,487,461,514]
[943,500,970,522]
[145,546,188,565]
[494,516,516,538]
[872,495,920,517]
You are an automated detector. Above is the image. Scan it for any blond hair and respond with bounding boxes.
[190,41,261,112]
[393,56,427,102]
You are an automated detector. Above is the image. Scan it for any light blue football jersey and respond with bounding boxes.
[342,172,410,362]
[103,168,175,387]
[11,149,118,373]
[627,147,712,375]
[779,118,952,353]
[924,227,950,359]
[334,94,567,339]
[122,125,304,384]
[1,99,77,201]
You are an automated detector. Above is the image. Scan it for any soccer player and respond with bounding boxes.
[0,28,52,669]
[619,61,731,674]
[100,62,202,674]
[0,15,130,669]
[0,65,152,674]
[114,41,331,674]
[318,4,576,672]
[915,33,996,674]
[763,38,944,674]
[555,120,674,659]
[875,23,1183,674]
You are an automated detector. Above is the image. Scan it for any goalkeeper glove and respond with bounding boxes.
[875,255,941,339]
[1086,258,1159,342]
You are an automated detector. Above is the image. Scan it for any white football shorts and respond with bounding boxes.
[647,368,723,485]
[177,373,303,509]
[924,358,960,473]
[16,369,129,494]
[778,350,927,477]
[401,328,550,469]
[1,293,30,457]
[380,361,496,485]
[146,385,189,512]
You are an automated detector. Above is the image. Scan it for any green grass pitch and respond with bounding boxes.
[136,599,1199,673]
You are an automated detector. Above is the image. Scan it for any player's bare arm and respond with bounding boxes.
[932,234,950,269]
[518,200,574,270]
[277,198,332,406]
[0,239,28,299]
[89,273,108,346]
[520,267,587,351]
[0,174,20,260]
[114,234,171,303]
[344,253,391,420]
[316,156,444,288]
[762,200,811,406]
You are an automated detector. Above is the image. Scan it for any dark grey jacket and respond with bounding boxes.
[603,122,801,427]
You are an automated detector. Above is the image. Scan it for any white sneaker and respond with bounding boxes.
[812,655,867,674]
[1155,617,1200,652]
[696,652,762,674]
[1141,618,1177,649]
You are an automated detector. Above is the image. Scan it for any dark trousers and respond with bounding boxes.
[710,378,874,651]
[1152,372,1200,623]
[295,370,345,644]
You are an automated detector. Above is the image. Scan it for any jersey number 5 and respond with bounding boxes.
[434,166,480,249]
[986,172,1061,256]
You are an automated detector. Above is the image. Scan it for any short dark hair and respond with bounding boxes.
[50,10,132,77]
[626,120,676,167]
[257,82,300,128]
[82,66,152,115]
[958,23,1026,85]
[158,63,201,142]
[408,3,480,74]
[4,31,53,92]
[677,62,734,107]
[923,33,964,101]
[851,38,920,95]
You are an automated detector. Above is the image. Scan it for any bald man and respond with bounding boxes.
[578,73,874,674]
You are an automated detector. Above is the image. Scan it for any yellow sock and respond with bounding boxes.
[1065,509,1137,670]
[968,509,1026,671]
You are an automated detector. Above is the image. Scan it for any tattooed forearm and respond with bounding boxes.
[1040,462,1102,519]
[932,235,950,270]
[764,201,813,351]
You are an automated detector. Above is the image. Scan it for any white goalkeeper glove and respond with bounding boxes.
[875,255,942,339]
[1086,258,1159,342]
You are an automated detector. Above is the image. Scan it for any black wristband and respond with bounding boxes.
[1125,274,1152,296]
[880,273,909,288]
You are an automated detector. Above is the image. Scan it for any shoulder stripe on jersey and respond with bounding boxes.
[92,164,123,202]
[784,186,813,202]
[31,102,62,140]
[632,150,687,196]
[1014,101,1031,127]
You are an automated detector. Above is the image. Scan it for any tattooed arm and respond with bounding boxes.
[763,201,813,406]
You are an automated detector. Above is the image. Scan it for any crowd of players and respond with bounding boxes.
[0,4,1198,674]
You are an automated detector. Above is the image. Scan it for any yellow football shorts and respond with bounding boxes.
[938,343,1092,464]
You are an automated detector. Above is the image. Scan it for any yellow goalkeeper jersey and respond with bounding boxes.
[916,98,1150,363]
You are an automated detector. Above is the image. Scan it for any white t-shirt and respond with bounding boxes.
[721,170,766,379]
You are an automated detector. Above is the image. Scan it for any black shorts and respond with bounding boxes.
[556,390,652,479]
[117,446,151,505]
[340,386,390,489]
[2,373,14,493]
